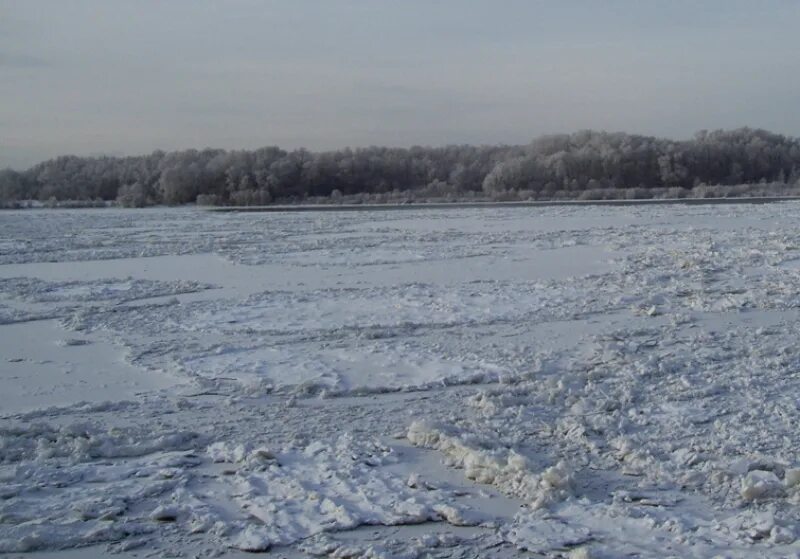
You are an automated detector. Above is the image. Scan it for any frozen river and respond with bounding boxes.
[2,204,800,557]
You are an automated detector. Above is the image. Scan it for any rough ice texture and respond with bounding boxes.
[4,205,800,557]
[406,420,572,509]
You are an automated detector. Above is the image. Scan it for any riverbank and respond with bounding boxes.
[208,195,800,212]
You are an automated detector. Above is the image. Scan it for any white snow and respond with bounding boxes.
[4,203,800,557]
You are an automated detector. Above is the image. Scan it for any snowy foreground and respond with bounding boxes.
[3,205,800,558]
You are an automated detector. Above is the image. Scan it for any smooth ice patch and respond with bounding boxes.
[0,320,179,415]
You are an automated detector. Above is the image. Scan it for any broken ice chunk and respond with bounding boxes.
[740,470,784,501]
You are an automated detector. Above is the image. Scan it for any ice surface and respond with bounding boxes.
[4,204,800,557]
[0,320,181,414]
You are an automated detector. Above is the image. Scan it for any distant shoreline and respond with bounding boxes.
[4,195,799,211]
[6,129,800,209]
[207,196,800,213]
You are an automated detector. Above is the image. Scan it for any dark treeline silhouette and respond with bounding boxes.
[2,128,800,207]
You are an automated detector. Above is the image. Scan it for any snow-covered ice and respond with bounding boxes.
[3,204,800,557]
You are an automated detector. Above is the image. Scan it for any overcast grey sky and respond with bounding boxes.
[1,0,799,168]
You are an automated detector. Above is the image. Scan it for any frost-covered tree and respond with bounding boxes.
[6,127,800,207]
[0,169,25,205]
[116,182,148,208]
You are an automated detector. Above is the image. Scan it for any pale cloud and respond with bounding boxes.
[1,0,798,168]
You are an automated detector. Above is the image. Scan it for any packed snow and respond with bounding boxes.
[3,204,800,557]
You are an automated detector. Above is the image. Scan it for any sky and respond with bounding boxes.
[1,0,799,169]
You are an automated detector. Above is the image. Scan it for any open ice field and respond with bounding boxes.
[3,204,800,557]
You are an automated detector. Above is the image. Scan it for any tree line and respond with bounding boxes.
[2,128,799,207]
